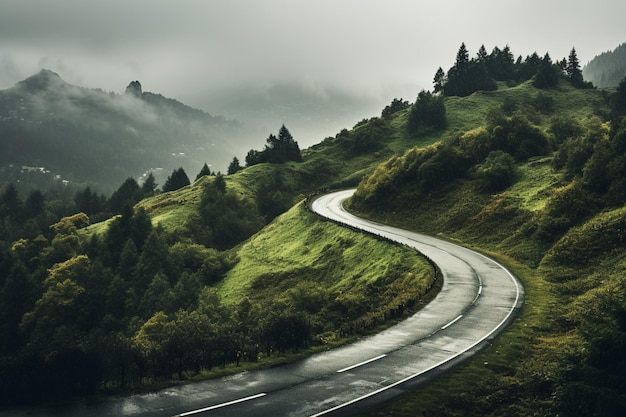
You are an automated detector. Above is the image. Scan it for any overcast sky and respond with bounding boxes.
[1,0,625,106]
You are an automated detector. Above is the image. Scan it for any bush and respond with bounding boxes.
[406,90,447,134]
[475,150,517,191]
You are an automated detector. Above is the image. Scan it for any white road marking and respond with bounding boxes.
[337,354,387,373]
[174,393,267,416]
[441,314,463,330]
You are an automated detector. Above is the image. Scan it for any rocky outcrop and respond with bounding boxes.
[125,80,143,97]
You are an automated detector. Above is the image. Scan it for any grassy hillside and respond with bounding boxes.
[347,80,626,416]
[5,63,626,413]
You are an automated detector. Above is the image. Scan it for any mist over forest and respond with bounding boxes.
[0,69,402,196]
[0,70,251,193]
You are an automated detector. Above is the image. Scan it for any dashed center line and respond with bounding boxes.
[441,314,463,330]
[337,354,387,373]
[174,393,267,416]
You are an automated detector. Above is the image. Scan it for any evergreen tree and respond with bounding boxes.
[162,168,190,192]
[407,90,447,133]
[75,187,106,216]
[24,189,45,219]
[567,47,585,88]
[534,53,560,88]
[455,42,470,69]
[108,178,142,214]
[245,149,262,167]
[477,44,488,63]
[141,172,158,196]
[1,183,21,219]
[263,125,302,163]
[247,125,302,165]
[433,67,446,94]
[196,163,212,180]
[382,98,410,119]
[227,157,242,175]
[612,76,626,117]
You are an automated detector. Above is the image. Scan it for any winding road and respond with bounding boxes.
[4,189,523,417]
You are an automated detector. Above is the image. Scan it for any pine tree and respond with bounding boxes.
[141,172,158,196]
[534,53,560,89]
[163,168,190,192]
[196,163,212,180]
[227,157,242,175]
[567,47,584,88]
[433,67,446,94]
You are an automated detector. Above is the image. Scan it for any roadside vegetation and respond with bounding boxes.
[349,49,626,415]
[1,42,626,416]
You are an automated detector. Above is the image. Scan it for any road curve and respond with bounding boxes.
[5,190,523,417]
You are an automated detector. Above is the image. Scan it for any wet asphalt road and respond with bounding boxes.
[2,189,523,417]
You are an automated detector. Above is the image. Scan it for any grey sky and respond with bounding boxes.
[1,0,625,105]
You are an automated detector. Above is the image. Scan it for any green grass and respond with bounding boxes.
[75,80,622,415]
[219,202,435,313]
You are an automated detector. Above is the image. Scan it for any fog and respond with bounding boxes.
[1,0,625,146]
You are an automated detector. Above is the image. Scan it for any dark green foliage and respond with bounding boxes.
[567,48,588,88]
[406,90,447,134]
[258,302,311,353]
[338,117,392,155]
[75,186,106,217]
[475,150,517,191]
[256,170,295,221]
[195,163,212,180]
[141,172,158,196]
[611,76,626,117]
[536,180,598,242]
[162,167,190,192]
[227,156,242,175]
[549,115,584,146]
[0,70,240,192]
[583,42,626,88]
[534,53,560,89]
[440,43,497,97]
[108,178,142,214]
[433,67,446,94]
[382,98,410,119]
[416,142,468,192]
[486,110,550,161]
[246,125,302,166]
[194,181,264,250]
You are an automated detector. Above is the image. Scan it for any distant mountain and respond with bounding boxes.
[182,81,407,148]
[583,42,626,87]
[0,70,253,192]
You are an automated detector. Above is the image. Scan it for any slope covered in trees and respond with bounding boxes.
[0,70,246,192]
[2,43,626,417]
[350,80,626,416]
[584,42,626,87]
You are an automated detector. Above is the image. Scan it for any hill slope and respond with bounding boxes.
[347,81,626,416]
[3,62,626,415]
[583,41,626,88]
[0,70,249,192]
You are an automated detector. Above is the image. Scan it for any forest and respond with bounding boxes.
[1,42,626,416]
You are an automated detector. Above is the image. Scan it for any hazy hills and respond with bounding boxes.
[183,81,407,148]
[583,42,626,87]
[0,69,251,192]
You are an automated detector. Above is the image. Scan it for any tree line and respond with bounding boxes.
[434,43,593,97]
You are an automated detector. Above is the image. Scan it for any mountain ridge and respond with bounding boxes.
[0,69,250,192]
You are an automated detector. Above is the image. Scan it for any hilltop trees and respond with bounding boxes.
[245,125,302,166]
[435,43,594,96]
[162,167,190,192]
[227,157,242,175]
[567,48,584,87]
[382,98,410,120]
[195,163,213,180]
[406,90,447,134]
[534,53,560,88]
